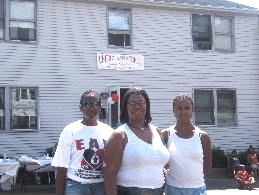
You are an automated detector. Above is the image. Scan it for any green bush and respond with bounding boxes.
[45,143,57,157]
[212,146,227,168]
[45,147,54,157]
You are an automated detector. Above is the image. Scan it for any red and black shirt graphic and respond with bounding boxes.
[74,138,106,180]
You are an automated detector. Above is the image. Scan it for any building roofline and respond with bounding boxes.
[88,0,259,15]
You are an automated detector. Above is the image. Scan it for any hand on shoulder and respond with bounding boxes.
[161,128,170,145]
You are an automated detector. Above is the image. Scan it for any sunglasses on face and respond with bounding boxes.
[81,101,101,107]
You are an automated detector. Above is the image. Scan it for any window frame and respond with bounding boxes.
[193,88,237,127]
[191,14,212,51]
[0,87,5,130]
[0,0,4,40]
[0,86,39,132]
[107,7,132,48]
[214,15,234,51]
[1,0,37,42]
[191,13,234,52]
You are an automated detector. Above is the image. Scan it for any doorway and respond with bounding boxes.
[107,86,129,128]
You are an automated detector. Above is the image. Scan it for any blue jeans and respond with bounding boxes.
[165,184,207,195]
[117,185,163,195]
[65,178,105,195]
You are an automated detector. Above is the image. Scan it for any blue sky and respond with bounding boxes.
[229,0,259,9]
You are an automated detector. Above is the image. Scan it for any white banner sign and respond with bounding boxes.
[97,54,144,70]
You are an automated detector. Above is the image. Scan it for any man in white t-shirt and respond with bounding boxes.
[52,90,113,195]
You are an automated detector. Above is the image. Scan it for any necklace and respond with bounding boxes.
[128,123,146,131]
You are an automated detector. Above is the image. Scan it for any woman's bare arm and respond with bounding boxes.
[201,132,212,175]
[55,167,67,195]
[103,131,126,195]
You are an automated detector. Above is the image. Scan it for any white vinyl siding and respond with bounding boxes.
[0,0,258,156]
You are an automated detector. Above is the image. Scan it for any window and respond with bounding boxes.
[15,88,35,101]
[0,88,4,130]
[0,0,4,39]
[216,90,236,124]
[194,89,237,126]
[0,0,37,42]
[108,8,131,47]
[0,87,38,131]
[214,16,233,50]
[192,14,212,50]
[192,14,234,51]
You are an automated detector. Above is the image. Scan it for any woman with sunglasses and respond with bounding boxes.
[103,87,170,195]
[52,90,114,195]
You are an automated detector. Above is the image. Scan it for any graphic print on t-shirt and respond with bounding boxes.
[81,138,104,171]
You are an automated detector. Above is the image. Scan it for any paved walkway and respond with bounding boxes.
[206,175,259,195]
[0,175,258,195]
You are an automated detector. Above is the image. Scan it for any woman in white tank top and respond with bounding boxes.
[162,93,212,195]
[103,87,170,195]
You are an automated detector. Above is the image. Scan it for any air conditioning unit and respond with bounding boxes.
[9,27,36,41]
[197,41,211,50]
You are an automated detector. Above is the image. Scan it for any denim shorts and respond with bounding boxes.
[65,178,105,195]
[117,185,163,195]
[165,184,207,195]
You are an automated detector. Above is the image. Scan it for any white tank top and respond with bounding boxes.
[116,124,170,188]
[166,125,205,188]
